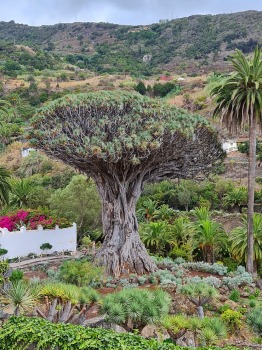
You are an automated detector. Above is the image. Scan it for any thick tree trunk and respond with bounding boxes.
[95,178,157,276]
[246,120,256,275]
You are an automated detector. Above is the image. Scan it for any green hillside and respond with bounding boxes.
[0,10,261,75]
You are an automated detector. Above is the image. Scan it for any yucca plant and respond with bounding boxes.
[201,317,227,345]
[178,282,219,318]
[36,282,99,324]
[3,280,36,316]
[102,288,171,333]
[159,314,191,343]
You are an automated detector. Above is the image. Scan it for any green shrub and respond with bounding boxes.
[247,306,262,335]
[229,289,240,302]
[58,259,103,286]
[221,309,242,333]
[0,316,242,350]
[9,269,24,282]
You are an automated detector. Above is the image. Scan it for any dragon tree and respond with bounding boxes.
[30,91,223,276]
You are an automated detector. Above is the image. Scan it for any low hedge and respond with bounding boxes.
[0,316,241,350]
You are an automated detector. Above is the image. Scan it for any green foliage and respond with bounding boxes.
[135,81,147,95]
[247,306,262,335]
[228,289,240,302]
[0,166,11,206]
[191,208,228,263]
[9,178,34,208]
[160,314,191,342]
[201,317,227,345]
[0,248,8,256]
[30,90,221,167]
[9,269,24,282]
[3,281,36,316]
[230,214,262,264]
[0,316,241,350]
[178,282,218,318]
[102,288,171,332]
[58,259,103,287]
[152,82,181,97]
[49,175,101,237]
[223,186,248,212]
[40,242,52,251]
[221,309,242,333]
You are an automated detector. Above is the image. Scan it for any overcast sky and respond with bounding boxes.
[0,0,261,26]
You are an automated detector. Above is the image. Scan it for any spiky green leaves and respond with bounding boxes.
[211,47,262,134]
[101,288,171,332]
[30,91,222,181]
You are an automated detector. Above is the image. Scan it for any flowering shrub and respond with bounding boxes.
[0,209,71,231]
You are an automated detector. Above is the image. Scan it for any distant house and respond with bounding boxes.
[143,54,152,63]
[222,140,238,153]
[21,147,36,158]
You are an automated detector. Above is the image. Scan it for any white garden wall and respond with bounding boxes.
[0,223,77,259]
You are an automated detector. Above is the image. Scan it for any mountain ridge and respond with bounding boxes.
[0,10,261,75]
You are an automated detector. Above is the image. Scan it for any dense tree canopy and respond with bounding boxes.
[30,90,223,275]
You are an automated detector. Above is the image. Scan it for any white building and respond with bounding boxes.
[222,140,238,153]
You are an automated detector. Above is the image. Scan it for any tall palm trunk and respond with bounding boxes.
[246,111,256,275]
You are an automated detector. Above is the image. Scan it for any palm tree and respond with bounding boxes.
[0,166,11,207]
[223,186,248,213]
[211,47,262,274]
[230,214,262,273]
[10,178,33,208]
[193,219,228,263]
[140,221,168,254]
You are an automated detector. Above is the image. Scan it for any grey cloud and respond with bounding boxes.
[0,0,261,25]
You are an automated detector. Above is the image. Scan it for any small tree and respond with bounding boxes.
[160,315,192,343]
[102,288,171,333]
[36,282,99,324]
[30,91,223,275]
[0,248,8,260]
[40,243,52,256]
[134,82,147,95]
[178,282,219,318]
